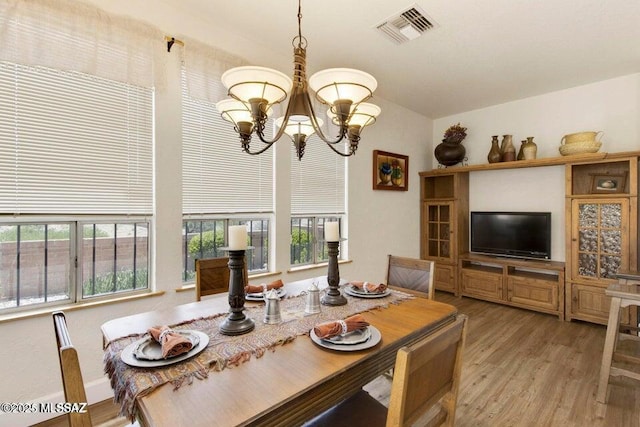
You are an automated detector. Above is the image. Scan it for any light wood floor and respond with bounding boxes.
[38,292,640,426]
[366,292,640,427]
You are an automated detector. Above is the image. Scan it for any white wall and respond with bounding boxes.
[432,73,640,262]
[0,2,432,426]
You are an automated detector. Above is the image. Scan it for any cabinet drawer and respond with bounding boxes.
[507,276,558,310]
[461,269,502,300]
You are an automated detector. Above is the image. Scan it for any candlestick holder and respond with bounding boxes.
[218,247,255,335]
[322,240,347,306]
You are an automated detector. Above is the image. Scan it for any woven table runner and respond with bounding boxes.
[104,289,415,421]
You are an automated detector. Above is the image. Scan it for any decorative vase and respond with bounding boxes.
[517,140,526,160]
[487,136,501,163]
[435,139,466,166]
[501,135,516,162]
[391,165,403,186]
[379,163,392,184]
[523,136,537,160]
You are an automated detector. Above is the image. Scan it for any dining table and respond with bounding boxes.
[101,276,458,427]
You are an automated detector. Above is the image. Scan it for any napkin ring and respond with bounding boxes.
[338,320,348,335]
[158,328,174,343]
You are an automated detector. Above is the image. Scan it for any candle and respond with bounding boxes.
[228,225,248,250]
[324,222,340,242]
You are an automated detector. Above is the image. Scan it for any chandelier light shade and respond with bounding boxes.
[215,0,381,160]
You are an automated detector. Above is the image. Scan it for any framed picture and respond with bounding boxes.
[373,150,409,191]
[590,172,628,194]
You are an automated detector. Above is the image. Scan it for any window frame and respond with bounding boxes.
[0,216,151,314]
[290,215,343,267]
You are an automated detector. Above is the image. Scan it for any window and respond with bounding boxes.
[181,218,269,282]
[290,135,347,266]
[181,68,274,282]
[0,61,153,314]
[291,216,341,266]
[0,220,149,311]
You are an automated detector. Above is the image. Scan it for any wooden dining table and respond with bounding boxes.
[101,278,458,427]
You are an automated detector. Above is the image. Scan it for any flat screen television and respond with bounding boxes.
[470,211,551,260]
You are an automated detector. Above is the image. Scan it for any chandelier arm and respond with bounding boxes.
[323,140,354,157]
[242,140,278,156]
[301,91,347,145]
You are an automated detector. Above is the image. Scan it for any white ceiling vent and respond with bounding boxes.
[376,5,438,44]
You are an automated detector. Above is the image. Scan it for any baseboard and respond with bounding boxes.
[0,378,114,427]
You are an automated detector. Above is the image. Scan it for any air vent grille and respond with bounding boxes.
[376,4,438,44]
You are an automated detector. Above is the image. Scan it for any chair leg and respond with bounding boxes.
[597,296,622,403]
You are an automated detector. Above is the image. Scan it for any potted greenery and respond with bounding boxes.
[435,123,467,166]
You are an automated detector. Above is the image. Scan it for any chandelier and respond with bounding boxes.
[215,0,381,160]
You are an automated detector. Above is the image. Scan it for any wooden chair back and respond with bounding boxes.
[195,257,230,301]
[386,255,435,299]
[195,257,249,301]
[53,311,92,427]
[386,314,468,427]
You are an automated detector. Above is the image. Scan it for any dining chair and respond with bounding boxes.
[303,314,468,427]
[53,311,93,427]
[386,255,435,299]
[195,257,230,301]
[53,311,139,427]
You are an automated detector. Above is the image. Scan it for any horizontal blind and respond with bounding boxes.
[182,69,274,215]
[0,62,154,214]
[291,138,346,215]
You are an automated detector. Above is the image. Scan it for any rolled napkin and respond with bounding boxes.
[148,326,193,359]
[350,281,387,294]
[313,314,370,340]
[245,279,284,294]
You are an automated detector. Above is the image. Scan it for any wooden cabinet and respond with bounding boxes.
[419,151,639,324]
[565,156,638,324]
[419,172,469,295]
[460,254,565,319]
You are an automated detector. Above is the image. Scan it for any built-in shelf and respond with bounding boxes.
[422,151,640,175]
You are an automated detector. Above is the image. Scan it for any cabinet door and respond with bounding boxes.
[571,199,629,283]
[433,263,456,293]
[569,282,632,325]
[424,202,454,262]
[507,276,558,311]
[461,269,502,301]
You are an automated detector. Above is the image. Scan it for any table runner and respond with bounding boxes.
[104,289,415,421]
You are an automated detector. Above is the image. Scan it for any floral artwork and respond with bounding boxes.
[373,150,408,191]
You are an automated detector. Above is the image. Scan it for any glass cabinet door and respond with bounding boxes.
[572,199,629,281]
[426,202,452,260]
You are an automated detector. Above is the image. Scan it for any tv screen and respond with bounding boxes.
[470,212,551,260]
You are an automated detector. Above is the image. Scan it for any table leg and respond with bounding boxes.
[596,296,622,403]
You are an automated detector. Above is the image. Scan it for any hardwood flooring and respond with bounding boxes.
[37,292,639,426]
[366,292,640,426]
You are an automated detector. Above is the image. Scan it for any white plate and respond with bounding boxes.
[121,330,209,368]
[344,286,391,299]
[245,287,287,301]
[324,327,372,345]
[310,326,381,352]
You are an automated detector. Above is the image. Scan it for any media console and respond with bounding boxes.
[459,253,565,320]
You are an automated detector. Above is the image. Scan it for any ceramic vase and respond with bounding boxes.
[517,140,526,160]
[487,136,501,163]
[501,135,516,162]
[434,139,466,166]
[523,136,537,160]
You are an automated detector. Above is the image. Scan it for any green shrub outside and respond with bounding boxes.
[83,269,148,296]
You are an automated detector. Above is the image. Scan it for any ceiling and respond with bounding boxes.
[164,0,640,119]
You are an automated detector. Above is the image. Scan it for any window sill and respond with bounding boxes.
[175,271,284,292]
[0,291,165,324]
[287,259,352,273]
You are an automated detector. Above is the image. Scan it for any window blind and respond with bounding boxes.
[0,62,154,214]
[182,69,274,215]
[290,138,347,215]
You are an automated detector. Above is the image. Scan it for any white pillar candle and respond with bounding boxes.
[324,222,340,242]
[228,225,248,250]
